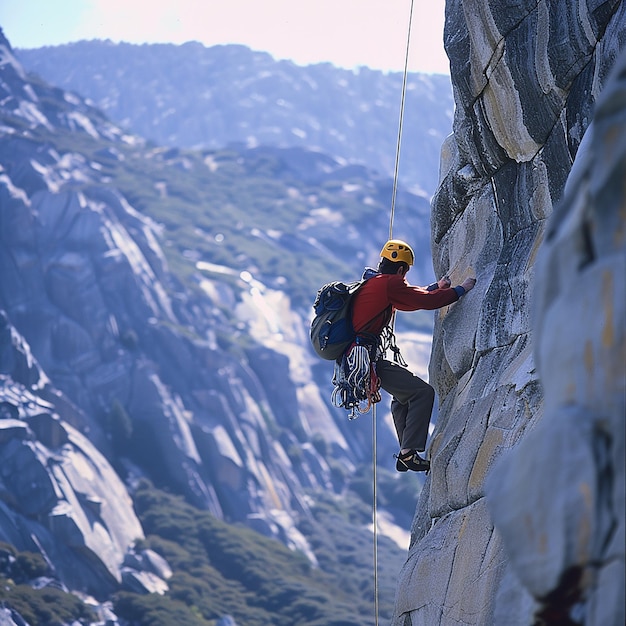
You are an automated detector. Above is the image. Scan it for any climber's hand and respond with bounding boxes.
[461,277,477,292]
[438,276,451,289]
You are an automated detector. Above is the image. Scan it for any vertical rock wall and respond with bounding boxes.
[393,1,625,624]
[486,46,626,626]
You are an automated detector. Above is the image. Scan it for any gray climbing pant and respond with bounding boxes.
[375,359,435,453]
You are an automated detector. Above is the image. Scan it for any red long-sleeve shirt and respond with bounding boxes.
[351,273,459,334]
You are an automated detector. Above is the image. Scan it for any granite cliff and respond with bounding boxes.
[393,1,625,625]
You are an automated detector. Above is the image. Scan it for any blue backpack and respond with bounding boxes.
[310,280,363,361]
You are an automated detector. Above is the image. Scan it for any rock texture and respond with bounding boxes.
[0,315,149,598]
[0,29,320,574]
[393,1,625,624]
[487,46,626,626]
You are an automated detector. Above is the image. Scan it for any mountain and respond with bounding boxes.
[0,26,444,625]
[15,41,453,196]
[391,1,626,624]
[3,2,624,623]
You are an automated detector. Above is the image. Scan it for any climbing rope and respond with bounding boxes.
[389,0,415,241]
[372,0,413,626]
[372,403,379,625]
[331,341,381,419]
[372,2,415,624]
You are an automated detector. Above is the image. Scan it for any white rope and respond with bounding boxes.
[373,3,415,622]
[389,0,415,240]
[331,342,381,420]
[372,403,379,626]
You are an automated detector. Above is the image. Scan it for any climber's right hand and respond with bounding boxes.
[461,277,476,292]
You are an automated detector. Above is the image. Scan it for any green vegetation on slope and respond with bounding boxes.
[0,543,96,625]
[100,144,394,308]
[115,480,409,626]
[22,116,433,327]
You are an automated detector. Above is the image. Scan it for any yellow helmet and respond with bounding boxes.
[380,239,414,266]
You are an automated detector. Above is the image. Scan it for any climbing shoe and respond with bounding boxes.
[395,450,430,473]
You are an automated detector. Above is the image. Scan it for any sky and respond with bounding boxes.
[0,0,449,74]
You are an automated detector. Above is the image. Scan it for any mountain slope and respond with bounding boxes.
[16,40,453,196]
[0,26,439,624]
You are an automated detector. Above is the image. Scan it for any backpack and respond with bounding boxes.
[310,280,363,361]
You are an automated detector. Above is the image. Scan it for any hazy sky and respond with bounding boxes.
[0,0,449,74]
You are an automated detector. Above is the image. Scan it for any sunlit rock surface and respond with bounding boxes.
[393,1,625,624]
[487,47,626,626]
[0,333,145,597]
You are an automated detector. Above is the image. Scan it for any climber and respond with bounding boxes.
[351,239,476,472]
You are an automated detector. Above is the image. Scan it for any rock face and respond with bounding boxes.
[486,48,626,625]
[0,315,146,598]
[393,2,625,625]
